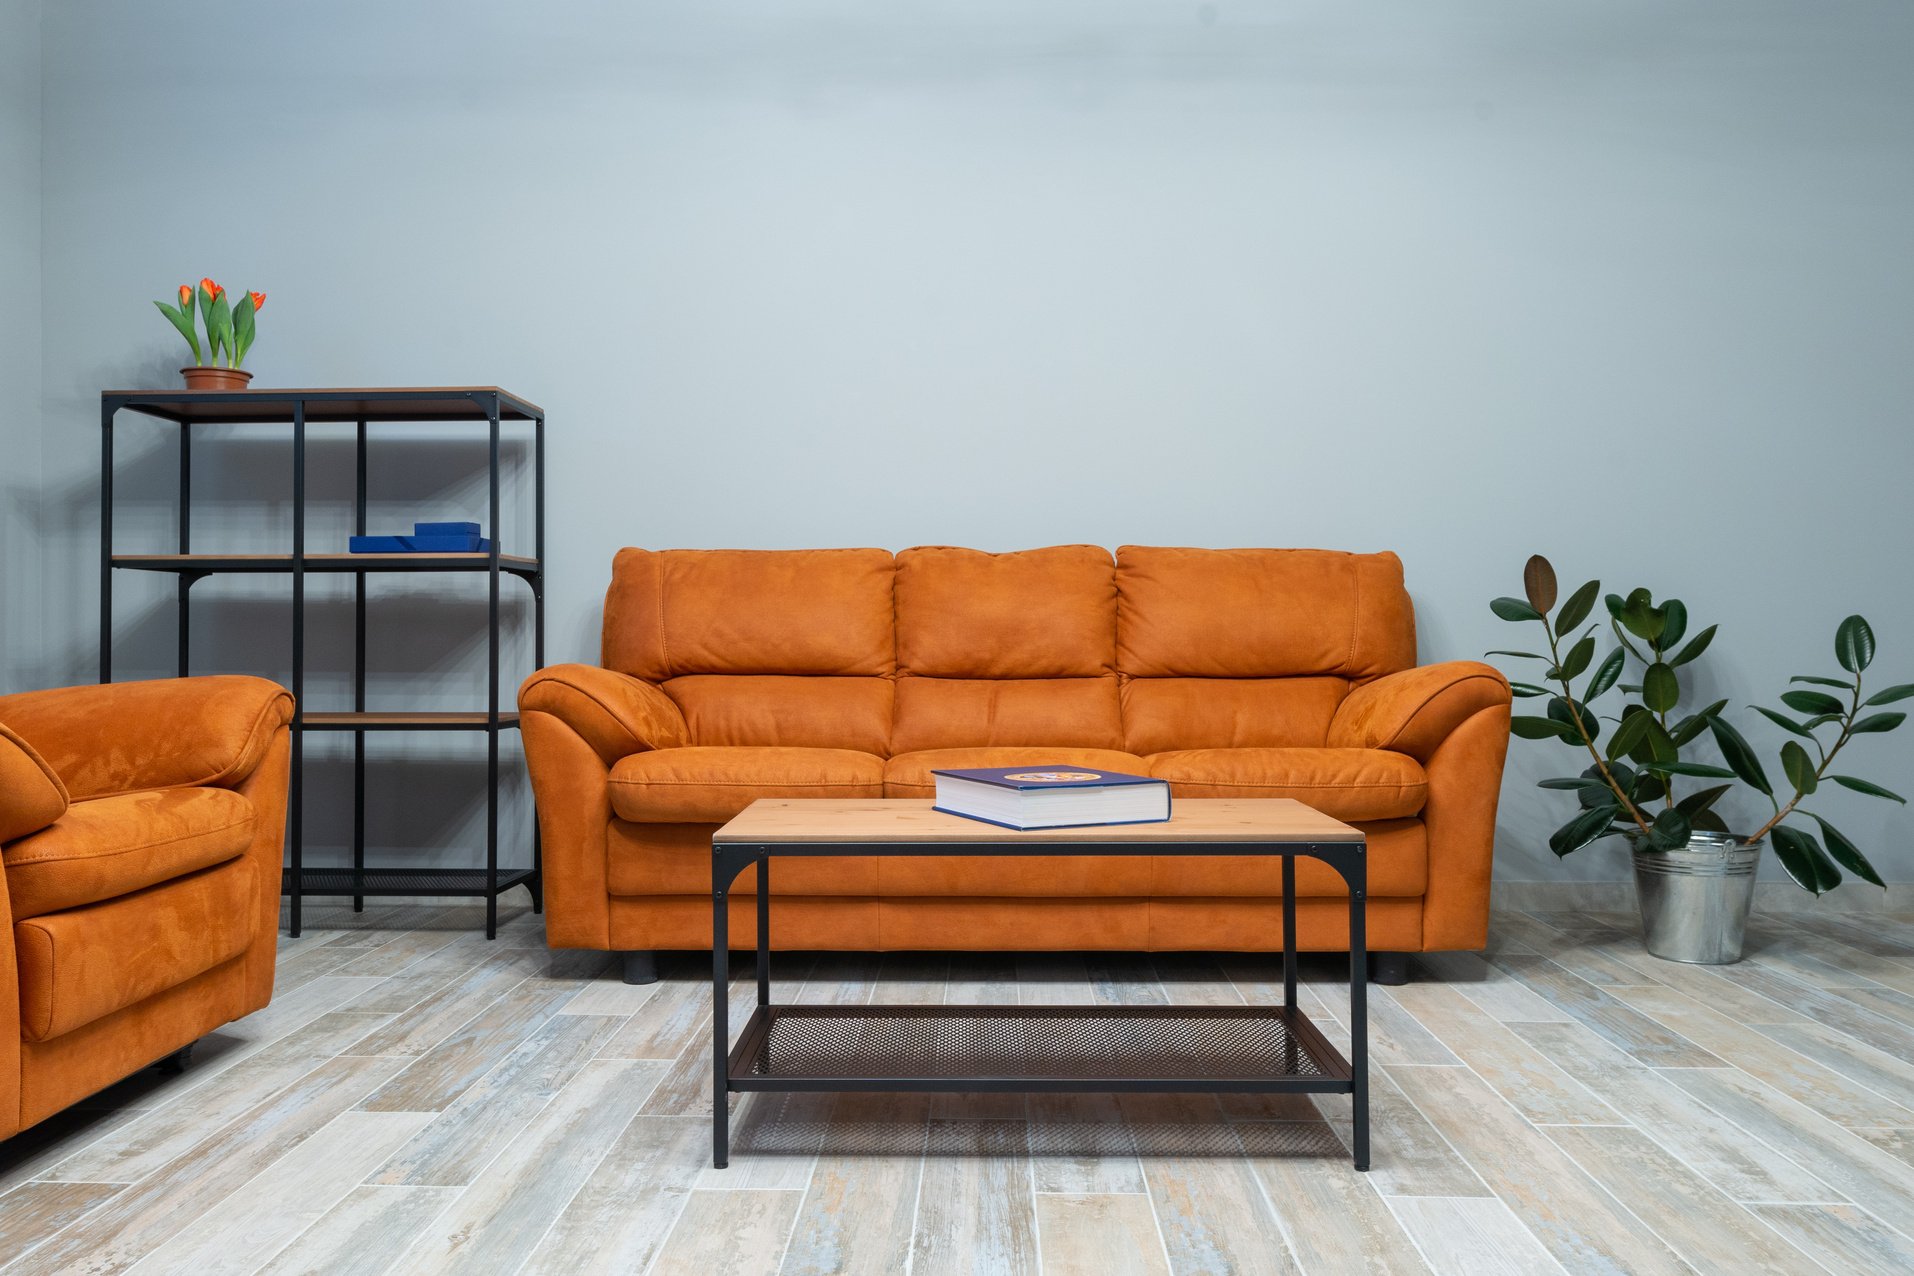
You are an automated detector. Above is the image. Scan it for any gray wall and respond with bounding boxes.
[1,0,41,694]
[25,0,1914,885]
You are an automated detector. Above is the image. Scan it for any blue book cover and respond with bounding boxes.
[413,521,481,537]
[350,534,493,553]
[930,766,1159,791]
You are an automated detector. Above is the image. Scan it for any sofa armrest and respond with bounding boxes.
[1327,661,1511,762]
[0,676,295,801]
[517,664,688,767]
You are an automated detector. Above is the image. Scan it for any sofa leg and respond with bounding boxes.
[157,1043,195,1075]
[620,950,658,985]
[1368,952,1409,986]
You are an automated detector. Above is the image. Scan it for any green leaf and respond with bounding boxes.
[1648,807,1692,851]
[1770,824,1840,894]
[1619,589,1665,643]
[1509,682,1549,699]
[1546,696,1599,745]
[1604,592,1625,620]
[1556,580,1600,633]
[1676,784,1732,816]
[153,299,203,364]
[1658,600,1689,652]
[1639,760,1738,779]
[1851,712,1907,735]
[1512,715,1579,742]
[1485,650,1547,661]
[1523,556,1558,615]
[1537,776,1611,793]
[1559,635,1595,681]
[1791,675,1854,689]
[1836,615,1875,674]
[1642,662,1679,713]
[1829,775,1906,803]
[1691,809,1731,833]
[1491,597,1544,623]
[1606,708,1654,762]
[1806,815,1886,888]
[1865,684,1914,707]
[1751,706,1815,739]
[1584,648,1625,702]
[1667,624,1716,668]
[1632,769,1667,803]
[1709,716,1773,796]
[1781,689,1844,716]
[1781,740,1818,796]
[232,292,257,369]
[1671,699,1729,746]
[1550,804,1622,857]
[1638,717,1677,764]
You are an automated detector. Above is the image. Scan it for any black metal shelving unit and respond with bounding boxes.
[100,387,545,939]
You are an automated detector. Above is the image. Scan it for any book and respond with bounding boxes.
[349,534,493,553]
[930,765,1171,831]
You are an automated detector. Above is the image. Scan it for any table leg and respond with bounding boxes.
[1349,851,1369,1172]
[1283,854,1298,1074]
[713,880,730,1169]
[757,854,771,1007]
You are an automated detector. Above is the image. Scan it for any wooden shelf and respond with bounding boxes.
[101,386,543,424]
[299,712,520,731]
[113,552,540,578]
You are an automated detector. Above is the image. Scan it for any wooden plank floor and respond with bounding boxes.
[6,903,1914,1274]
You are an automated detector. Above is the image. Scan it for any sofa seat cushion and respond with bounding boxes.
[15,858,257,1042]
[883,747,1151,798]
[609,747,885,824]
[2,787,256,920]
[1145,748,1427,822]
[1151,818,1427,898]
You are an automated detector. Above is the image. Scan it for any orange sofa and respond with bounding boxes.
[520,545,1510,984]
[0,676,293,1139]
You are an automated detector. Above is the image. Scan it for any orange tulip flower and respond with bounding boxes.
[249,291,266,311]
[199,276,224,300]
[178,283,193,307]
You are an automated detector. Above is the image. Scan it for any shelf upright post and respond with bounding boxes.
[178,420,192,676]
[486,394,502,939]
[289,397,307,937]
[353,418,368,912]
[99,400,114,683]
[532,412,546,912]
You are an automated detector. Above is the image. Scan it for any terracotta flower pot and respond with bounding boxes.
[181,366,253,392]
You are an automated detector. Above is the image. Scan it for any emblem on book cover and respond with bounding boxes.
[1004,771,1102,783]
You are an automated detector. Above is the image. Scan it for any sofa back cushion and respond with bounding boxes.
[602,548,897,753]
[1116,547,1416,752]
[891,545,1123,751]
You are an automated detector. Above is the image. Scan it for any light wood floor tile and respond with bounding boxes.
[1087,954,1169,1006]
[558,972,660,1016]
[1715,962,1914,1057]
[779,1092,929,1276]
[602,976,713,1060]
[1035,1193,1171,1276]
[1544,1123,1824,1274]
[1409,950,1574,1022]
[909,1119,1039,1275]
[1027,1093,1147,1193]
[1390,984,1612,1123]
[122,1110,431,1276]
[870,951,950,1004]
[1752,1018,1914,1116]
[355,980,583,1113]
[1752,1202,1914,1275]
[1491,953,1722,1067]
[695,1090,834,1190]
[1385,1196,1570,1276]
[1389,1063,1692,1274]
[341,950,546,1055]
[945,952,1023,1004]
[649,1188,803,1276]
[1241,1122,1431,1274]
[1311,1069,1490,1199]
[796,952,880,1005]
[252,1184,462,1276]
[1138,1137,1297,1275]
[0,1180,123,1267]
[1016,953,1095,1004]
[1854,1126,1914,1168]
[520,1115,705,1276]
[331,927,464,978]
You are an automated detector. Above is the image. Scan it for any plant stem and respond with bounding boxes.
[1544,620,1653,834]
[1745,676,1862,844]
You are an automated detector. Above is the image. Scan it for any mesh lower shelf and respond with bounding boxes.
[731,1006,1348,1087]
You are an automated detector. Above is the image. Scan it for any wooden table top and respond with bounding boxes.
[712,798,1363,846]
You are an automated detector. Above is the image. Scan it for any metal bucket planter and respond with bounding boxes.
[1629,832,1763,964]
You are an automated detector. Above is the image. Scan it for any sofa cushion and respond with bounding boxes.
[663,675,893,756]
[891,678,1123,753]
[896,545,1115,678]
[609,747,885,824]
[0,723,69,844]
[3,787,256,919]
[606,821,878,897]
[1145,748,1427,822]
[601,548,896,680]
[1120,676,1349,755]
[15,857,257,1042]
[1115,547,1415,681]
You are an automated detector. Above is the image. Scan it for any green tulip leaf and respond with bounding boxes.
[153,299,202,364]
[1829,775,1906,803]
[1709,716,1772,796]
[1835,615,1875,674]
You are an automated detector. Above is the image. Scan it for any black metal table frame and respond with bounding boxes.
[99,388,545,938]
[710,835,1369,1170]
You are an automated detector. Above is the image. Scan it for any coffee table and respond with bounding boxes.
[708,797,1369,1170]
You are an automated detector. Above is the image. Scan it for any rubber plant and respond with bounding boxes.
[154,278,265,369]
[1488,555,1907,893]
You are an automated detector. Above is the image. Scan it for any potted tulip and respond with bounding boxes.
[154,278,265,390]
[1489,556,1908,963]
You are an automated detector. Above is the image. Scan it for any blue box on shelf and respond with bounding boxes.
[349,534,493,553]
[412,521,482,537]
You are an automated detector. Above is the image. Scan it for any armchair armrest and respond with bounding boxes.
[0,676,294,800]
[518,664,689,766]
[1328,661,1510,761]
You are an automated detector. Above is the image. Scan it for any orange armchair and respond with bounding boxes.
[0,676,293,1139]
